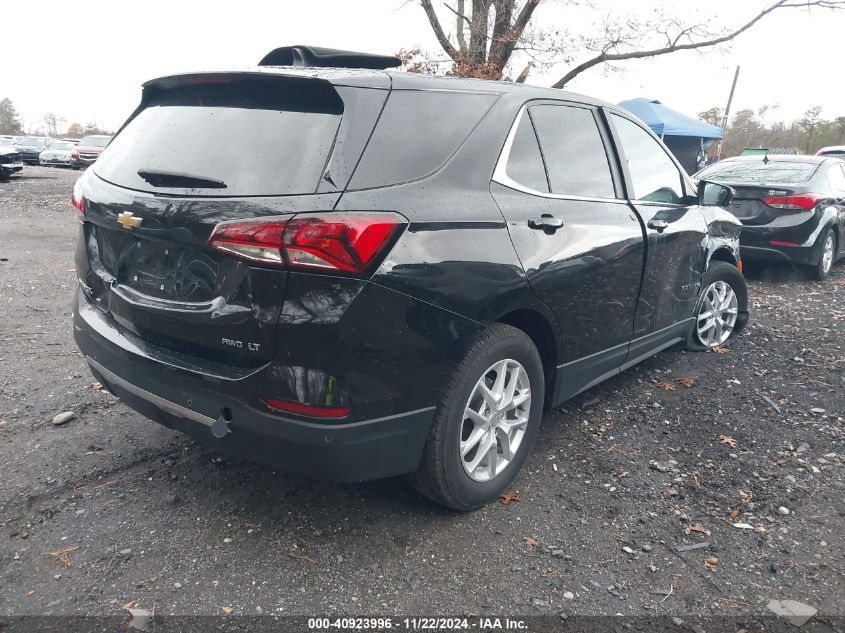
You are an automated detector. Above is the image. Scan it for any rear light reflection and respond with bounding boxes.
[71,178,85,215]
[761,193,825,210]
[261,397,351,419]
[769,240,800,247]
[208,212,406,275]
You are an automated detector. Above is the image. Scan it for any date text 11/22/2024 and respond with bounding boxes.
[308,617,528,630]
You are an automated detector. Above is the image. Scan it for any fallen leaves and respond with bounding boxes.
[719,435,738,448]
[713,346,729,354]
[656,381,676,391]
[287,551,315,564]
[704,556,719,568]
[90,381,102,391]
[688,524,711,537]
[523,537,538,548]
[222,607,234,614]
[499,490,520,506]
[41,545,79,567]
[676,377,695,387]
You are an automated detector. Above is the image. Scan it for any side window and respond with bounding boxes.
[528,104,615,198]
[505,112,549,193]
[827,164,845,193]
[610,113,685,204]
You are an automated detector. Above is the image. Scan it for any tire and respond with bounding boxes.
[410,323,545,510]
[813,228,836,281]
[687,261,748,351]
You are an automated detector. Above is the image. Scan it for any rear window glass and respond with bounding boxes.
[349,90,497,189]
[699,160,820,185]
[94,79,343,196]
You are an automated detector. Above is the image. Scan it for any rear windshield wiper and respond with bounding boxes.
[137,169,227,189]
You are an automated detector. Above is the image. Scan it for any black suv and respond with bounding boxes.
[72,46,748,510]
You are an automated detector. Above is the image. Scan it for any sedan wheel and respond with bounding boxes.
[815,229,836,280]
[695,280,738,348]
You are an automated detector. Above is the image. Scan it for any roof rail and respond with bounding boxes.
[258,45,401,70]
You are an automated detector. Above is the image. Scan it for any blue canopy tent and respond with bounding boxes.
[618,98,723,174]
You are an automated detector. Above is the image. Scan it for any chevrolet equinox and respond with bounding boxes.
[72,46,749,509]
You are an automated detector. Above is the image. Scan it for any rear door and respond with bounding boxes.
[78,74,387,368]
[491,101,644,399]
[606,111,707,349]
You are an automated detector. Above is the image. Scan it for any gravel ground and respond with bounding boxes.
[1,167,843,626]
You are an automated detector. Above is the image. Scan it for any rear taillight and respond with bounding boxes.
[71,178,85,215]
[71,150,80,159]
[208,212,406,275]
[761,193,825,210]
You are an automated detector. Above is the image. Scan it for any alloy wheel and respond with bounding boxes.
[822,234,834,274]
[460,359,532,482]
[695,280,738,348]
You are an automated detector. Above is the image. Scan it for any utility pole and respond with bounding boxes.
[717,66,740,160]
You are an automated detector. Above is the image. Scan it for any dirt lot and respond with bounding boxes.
[1,167,843,626]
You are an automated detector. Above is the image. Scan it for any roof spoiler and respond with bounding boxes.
[258,45,401,70]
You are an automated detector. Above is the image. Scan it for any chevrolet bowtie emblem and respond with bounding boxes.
[117,211,142,230]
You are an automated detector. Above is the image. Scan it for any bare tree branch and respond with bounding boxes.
[552,0,845,88]
[442,1,470,52]
[490,0,541,67]
[420,0,459,59]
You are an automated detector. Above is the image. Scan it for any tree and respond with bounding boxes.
[42,113,66,137]
[0,98,23,135]
[698,107,724,128]
[82,122,111,135]
[797,106,824,153]
[413,1,845,85]
[66,122,84,138]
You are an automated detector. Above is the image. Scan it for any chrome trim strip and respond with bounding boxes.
[491,104,629,205]
[86,356,215,427]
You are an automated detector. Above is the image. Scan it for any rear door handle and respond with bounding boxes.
[647,218,669,232]
[528,215,564,233]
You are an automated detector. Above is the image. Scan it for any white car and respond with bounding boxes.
[39,140,77,167]
[816,145,845,159]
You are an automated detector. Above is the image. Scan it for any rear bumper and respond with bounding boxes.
[740,245,820,266]
[71,157,98,168]
[73,287,440,482]
[740,222,826,266]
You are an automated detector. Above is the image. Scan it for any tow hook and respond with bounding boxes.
[211,408,233,439]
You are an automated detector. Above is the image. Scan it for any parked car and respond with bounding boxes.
[39,140,77,167]
[70,135,111,169]
[696,155,845,280]
[71,47,748,510]
[14,136,53,164]
[60,138,81,145]
[0,143,24,180]
[816,145,845,159]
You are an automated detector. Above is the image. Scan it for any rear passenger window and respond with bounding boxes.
[610,113,685,204]
[505,112,549,193]
[528,104,615,198]
[349,90,497,190]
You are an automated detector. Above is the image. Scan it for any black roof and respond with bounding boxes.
[142,66,615,110]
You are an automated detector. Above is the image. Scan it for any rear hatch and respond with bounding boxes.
[79,72,388,368]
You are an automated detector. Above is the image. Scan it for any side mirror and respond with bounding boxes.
[697,180,735,208]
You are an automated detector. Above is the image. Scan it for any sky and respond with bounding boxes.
[3,0,844,134]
